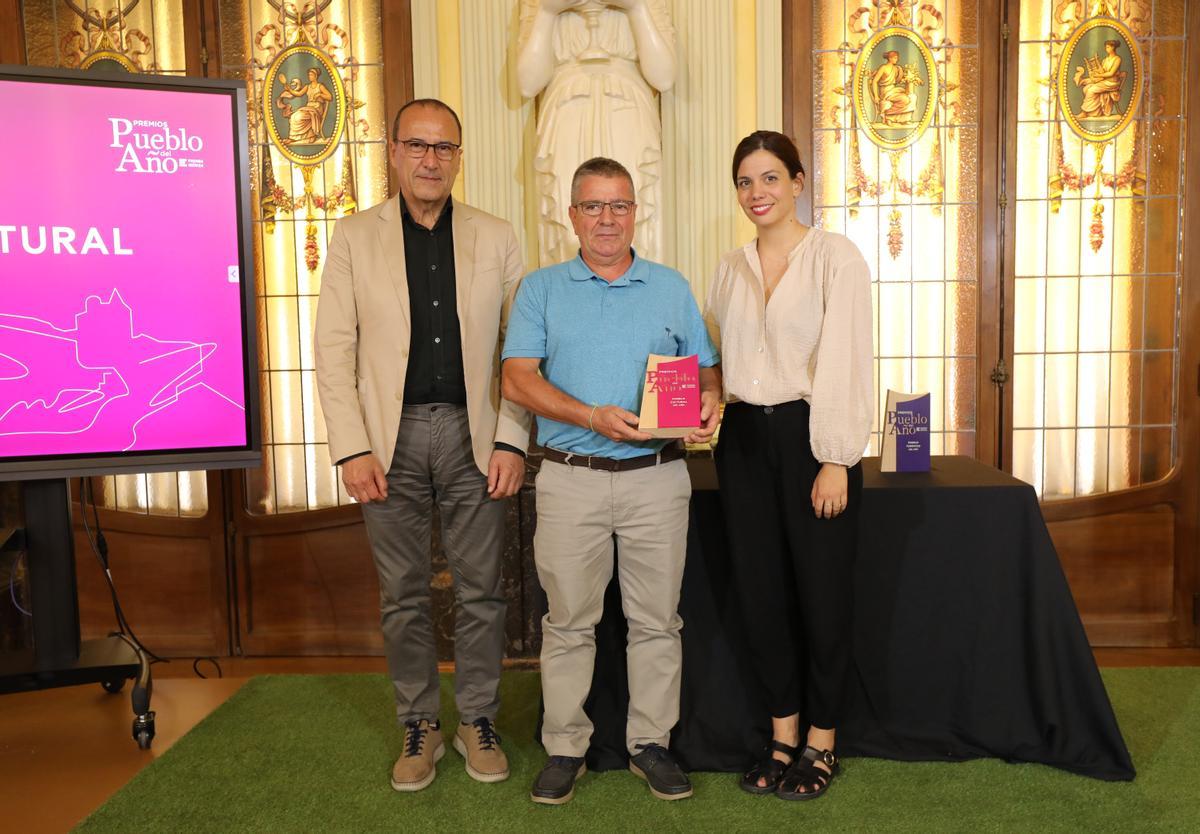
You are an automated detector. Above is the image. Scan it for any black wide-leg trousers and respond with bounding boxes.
[714,399,863,729]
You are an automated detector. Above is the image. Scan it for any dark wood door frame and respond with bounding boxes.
[381,0,414,196]
[1179,2,1200,646]
[188,0,216,76]
[0,0,26,64]
[979,0,1010,469]
[781,0,813,225]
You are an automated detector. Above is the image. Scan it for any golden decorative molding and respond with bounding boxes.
[61,0,158,71]
[252,1,365,271]
[827,0,956,258]
[1045,1,1147,251]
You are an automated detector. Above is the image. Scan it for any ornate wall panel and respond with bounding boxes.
[212,0,388,514]
[21,0,187,72]
[809,0,981,458]
[1011,0,1186,500]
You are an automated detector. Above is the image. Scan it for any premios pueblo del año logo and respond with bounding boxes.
[109,117,207,175]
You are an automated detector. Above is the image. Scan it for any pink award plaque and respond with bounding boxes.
[638,354,700,438]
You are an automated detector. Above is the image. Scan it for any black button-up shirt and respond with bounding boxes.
[401,198,467,405]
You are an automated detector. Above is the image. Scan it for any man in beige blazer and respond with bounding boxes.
[315,98,531,793]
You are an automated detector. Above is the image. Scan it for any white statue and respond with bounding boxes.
[517,0,676,266]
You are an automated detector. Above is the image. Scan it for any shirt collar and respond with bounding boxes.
[399,195,453,231]
[568,249,647,285]
[742,229,817,263]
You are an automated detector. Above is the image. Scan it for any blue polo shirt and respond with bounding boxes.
[502,252,719,459]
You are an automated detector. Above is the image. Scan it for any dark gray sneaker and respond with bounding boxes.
[530,755,587,805]
[629,743,693,800]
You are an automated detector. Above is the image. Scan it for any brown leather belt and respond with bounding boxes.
[540,444,685,472]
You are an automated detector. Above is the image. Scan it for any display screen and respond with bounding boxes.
[0,67,259,480]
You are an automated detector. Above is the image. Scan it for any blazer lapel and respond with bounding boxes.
[378,196,411,333]
[452,204,476,331]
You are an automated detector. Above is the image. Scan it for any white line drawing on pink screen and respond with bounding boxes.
[0,289,244,453]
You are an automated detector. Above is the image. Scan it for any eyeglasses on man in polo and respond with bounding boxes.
[573,200,636,217]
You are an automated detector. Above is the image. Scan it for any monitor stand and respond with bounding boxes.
[0,479,156,749]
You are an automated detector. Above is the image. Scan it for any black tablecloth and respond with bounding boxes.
[571,455,1135,781]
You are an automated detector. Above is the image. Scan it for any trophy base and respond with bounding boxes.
[638,426,697,439]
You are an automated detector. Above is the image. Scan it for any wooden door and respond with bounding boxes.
[1001,0,1199,645]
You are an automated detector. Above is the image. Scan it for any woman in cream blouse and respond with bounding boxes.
[704,130,872,801]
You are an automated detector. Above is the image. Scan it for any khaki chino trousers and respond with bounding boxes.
[534,457,692,757]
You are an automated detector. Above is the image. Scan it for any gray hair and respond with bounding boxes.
[570,157,635,204]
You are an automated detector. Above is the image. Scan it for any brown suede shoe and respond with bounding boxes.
[453,717,509,783]
[391,719,445,792]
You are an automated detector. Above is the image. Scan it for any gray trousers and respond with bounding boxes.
[360,403,507,725]
[534,458,692,756]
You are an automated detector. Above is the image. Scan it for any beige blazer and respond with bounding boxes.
[314,196,531,475]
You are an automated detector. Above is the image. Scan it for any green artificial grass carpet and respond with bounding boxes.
[77,669,1200,833]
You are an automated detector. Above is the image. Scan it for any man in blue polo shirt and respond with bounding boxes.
[502,157,720,805]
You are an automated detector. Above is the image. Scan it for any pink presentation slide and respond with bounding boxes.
[0,78,248,458]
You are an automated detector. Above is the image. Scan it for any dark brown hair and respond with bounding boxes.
[391,98,463,143]
[571,157,635,204]
[731,130,805,185]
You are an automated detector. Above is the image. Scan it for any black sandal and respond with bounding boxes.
[739,740,798,795]
[776,745,839,801]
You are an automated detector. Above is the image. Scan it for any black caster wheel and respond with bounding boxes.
[102,678,126,694]
[133,712,156,750]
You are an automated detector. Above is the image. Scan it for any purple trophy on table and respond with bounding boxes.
[882,389,931,472]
